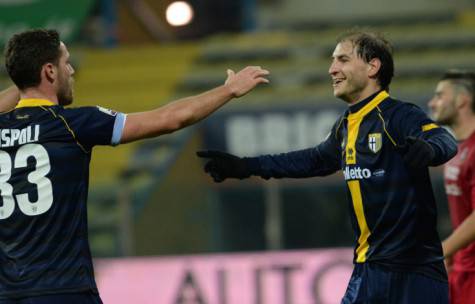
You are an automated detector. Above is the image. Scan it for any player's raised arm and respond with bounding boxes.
[120,66,269,144]
[0,85,19,112]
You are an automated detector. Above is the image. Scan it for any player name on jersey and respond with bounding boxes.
[0,125,40,148]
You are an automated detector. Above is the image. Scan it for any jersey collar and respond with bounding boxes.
[347,90,389,119]
[16,98,57,108]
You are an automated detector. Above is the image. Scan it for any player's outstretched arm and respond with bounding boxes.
[197,147,341,182]
[197,117,343,183]
[120,66,269,144]
[0,85,19,112]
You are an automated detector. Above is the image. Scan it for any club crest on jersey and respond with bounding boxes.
[368,133,382,153]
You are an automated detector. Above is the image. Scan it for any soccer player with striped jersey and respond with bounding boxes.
[198,30,457,303]
[0,29,269,303]
[429,70,475,304]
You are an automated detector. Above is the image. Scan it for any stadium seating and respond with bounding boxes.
[176,22,475,106]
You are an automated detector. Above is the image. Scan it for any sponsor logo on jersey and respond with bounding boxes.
[372,169,385,177]
[368,133,382,153]
[16,114,30,120]
[96,106,117,116]
[444,165,460,181]
[346,147,355,163]
[445,183,462,196]
[343,166,372,180]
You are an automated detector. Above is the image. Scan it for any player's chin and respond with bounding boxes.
[333,87,344,98]
[431,115,441,123]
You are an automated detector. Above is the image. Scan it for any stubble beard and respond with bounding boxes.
[433,100,458,127]
[434,112,456,127]
[57,76,74,106]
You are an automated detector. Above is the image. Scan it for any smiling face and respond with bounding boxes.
[56,42,75,106]
[328,41,377,104]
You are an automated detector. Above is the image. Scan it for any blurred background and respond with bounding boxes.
[1,0,475,303]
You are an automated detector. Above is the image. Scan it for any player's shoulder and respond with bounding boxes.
[380,96,419,111]
[332,110,348,131]
[0,106,55,127]
[379,96,427,119]
[55,105,118,119]
[329,111,348,142]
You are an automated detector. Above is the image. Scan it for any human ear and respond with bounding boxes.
[43,63,57,84]
[455,92,470,110]
[367,58,381,78]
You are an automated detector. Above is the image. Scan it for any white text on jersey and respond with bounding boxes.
[343,166,372,180]
[0,125,40,148]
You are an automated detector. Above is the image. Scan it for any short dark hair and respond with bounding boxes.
[337,29,394,91]
[4,29,61,90]
[441,69,475,113]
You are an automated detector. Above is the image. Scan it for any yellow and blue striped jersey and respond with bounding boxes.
[0,99,126,298]
[249,91,457,281]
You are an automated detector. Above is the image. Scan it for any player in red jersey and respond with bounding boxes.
[429,70,475,304]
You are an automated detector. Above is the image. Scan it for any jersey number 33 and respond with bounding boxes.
[0,143,53,219]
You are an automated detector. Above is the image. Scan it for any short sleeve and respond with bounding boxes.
[59,106,126,149]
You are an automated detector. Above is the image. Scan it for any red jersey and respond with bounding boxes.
[444,131,475,272]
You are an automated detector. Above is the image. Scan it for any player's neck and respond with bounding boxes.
[452,113,475,141]
[347,83,382,105]
[20,87,58,104]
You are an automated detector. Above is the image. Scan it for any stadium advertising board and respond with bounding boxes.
[201,104,344,155]
[0,0,95,47]
[95,248,353,304]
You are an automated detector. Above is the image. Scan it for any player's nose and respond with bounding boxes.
[328,61,339,76]
[68,64,75,75]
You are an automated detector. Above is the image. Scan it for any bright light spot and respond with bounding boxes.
[166,1,194,27]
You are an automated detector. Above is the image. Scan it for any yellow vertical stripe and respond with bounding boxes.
[345,91,389,165]
[345,118,361,164]
[348,180,371,262]
[345,90,389,262]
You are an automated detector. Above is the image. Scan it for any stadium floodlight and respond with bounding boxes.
[165,1,194,27]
